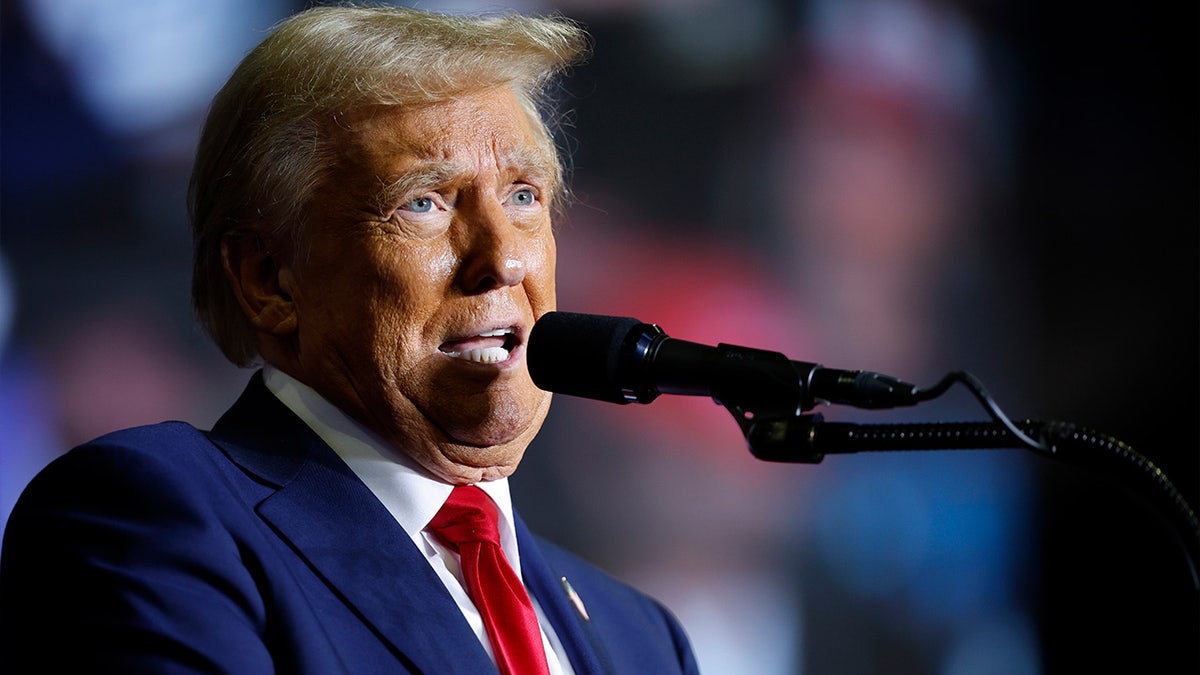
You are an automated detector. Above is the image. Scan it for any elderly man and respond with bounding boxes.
[0,6,698,674]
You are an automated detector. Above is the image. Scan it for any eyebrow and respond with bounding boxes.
[373,162,468,213]
[372,146,559,213]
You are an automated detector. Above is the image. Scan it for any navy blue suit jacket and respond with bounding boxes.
[0,373,699,673]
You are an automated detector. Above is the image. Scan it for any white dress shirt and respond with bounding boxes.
[263,366,574,674]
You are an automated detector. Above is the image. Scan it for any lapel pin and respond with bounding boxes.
[560,576,590,622]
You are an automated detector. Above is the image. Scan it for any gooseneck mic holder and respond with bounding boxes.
[527,311,1200,592]
[726,375,1200,593]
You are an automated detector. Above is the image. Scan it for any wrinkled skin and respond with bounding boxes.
[224,86,557,483]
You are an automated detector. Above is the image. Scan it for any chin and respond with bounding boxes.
[434,391,548,446]
[417,391,550,482]
[442,422,531,453]
[430,443,526,485]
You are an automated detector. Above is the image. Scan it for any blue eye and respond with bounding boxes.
[405,196,435,213]
[510,189,535,206]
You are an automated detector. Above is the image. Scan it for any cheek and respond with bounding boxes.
[378,241,455,305]
[525,232,557,312]
[424,245,458,283]
[353,246,454,354]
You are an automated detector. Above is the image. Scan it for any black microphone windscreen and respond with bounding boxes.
[528,311,642,404]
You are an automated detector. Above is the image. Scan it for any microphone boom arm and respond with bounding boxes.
[719,385,1200,593]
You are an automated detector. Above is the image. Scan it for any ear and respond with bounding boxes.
[221,231,299,336]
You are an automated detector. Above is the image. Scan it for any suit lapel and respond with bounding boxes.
[209,373,494,674]
[515,512,616,675]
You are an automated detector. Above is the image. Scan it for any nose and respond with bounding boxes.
[455,200,527,295]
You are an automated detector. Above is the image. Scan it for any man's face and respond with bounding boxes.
[283,86,557,484]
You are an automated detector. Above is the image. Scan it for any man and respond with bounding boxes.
[0,6,699,674]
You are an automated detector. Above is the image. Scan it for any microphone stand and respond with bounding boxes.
[714,375,1200,593]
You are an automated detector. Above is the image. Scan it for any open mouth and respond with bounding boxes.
[438,327,518,364]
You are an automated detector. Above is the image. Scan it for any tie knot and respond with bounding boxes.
[427,486,501,550]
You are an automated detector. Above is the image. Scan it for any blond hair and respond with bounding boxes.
[190,5,587,366]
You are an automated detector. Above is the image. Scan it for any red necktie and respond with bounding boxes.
[428,486,550,675]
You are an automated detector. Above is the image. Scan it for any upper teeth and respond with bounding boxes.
[479,329,512,337]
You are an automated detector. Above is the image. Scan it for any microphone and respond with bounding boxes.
[527,311,923,411]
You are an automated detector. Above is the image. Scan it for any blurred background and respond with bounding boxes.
[1,1,1195,673]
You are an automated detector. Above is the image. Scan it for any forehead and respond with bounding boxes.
[333,87,550,177]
